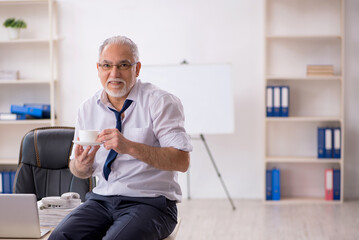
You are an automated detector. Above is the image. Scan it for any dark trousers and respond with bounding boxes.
[49,192,177,240]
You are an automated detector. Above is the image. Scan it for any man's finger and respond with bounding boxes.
[99,128,114,135]
[82,145,92,156]
[74,144,82,156]
[89,145,100,157]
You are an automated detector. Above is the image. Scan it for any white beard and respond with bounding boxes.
[105,78,128,98]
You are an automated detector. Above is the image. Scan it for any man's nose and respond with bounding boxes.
[110,66,121,77]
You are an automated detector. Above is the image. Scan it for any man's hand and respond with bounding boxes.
[97,128,130,154]
[70,140,100,179]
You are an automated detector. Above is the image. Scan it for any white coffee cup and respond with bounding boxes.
[78,130,99,142]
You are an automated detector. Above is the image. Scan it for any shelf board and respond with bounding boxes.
[265,197,342,204]
[0,37,59,44]
[266,156,342,164]
[0,79,55,84]
[0,119,52,125]
[266,116,342,122]
[266,35,342,40]
[0,158,18,165]
[0,0,48,4]
[266,76,342,81]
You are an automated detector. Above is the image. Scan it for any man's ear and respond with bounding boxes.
[136,62,141,77]
[97,63,101,78]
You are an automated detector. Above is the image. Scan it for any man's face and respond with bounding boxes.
[97,43,141,99]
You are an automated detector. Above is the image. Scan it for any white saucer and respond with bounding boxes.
[73,140,102,146]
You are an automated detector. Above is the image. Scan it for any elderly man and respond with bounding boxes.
[49,36,192,240]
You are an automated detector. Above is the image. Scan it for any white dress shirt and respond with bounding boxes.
[70,79,193,202]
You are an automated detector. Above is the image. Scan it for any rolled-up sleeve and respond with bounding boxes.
[150,93,193,152]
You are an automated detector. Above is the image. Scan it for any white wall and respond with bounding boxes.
[56,0,359,199]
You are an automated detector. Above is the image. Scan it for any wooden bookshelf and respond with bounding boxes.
[264,0,345,203]
[0,0,58,169]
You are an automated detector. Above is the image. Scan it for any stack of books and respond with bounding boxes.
[317,127,341,159]
[266,168,280,200]
[0,170,16,194]
[266,86,289,117]
[307,65,334,76]
[0,70,19,80]
[0,103,50,121]
[325,169,340,201]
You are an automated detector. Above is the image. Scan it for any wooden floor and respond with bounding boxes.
[176,199,359,240]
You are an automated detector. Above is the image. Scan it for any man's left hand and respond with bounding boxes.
[97,128,130,154]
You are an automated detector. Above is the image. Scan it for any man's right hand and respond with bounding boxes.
[70,142,100,179]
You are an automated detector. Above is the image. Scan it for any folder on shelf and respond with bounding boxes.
[10,171,15,193]
[333,128,341,159]
[10,104,50,119]
[325,169,333,200]
[280,86,289,117]
[24,103,51,119]
[266,169,272,200]
[266,86,274,117]
[318,127,333,159]
[272,168,280,201]
[333,169,340,201]
[318,128,325,158]
[1,171,11,194]
[325,128,333,158]
[0,172,2,193]
[273,86,281,117]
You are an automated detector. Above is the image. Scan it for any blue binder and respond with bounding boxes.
[10,171,16,193]
[266,86,274,117]
[332,128,341,158]
[317,128,325,158]
[333,169,340,200]
[24,103,51,119]
[324,128,333,158]
[10,105,43,118]
[0,172,2,193]
[266,169,272,200]
[272,168,280,201]
[280,86,289,117]
[273,86,281,117]
[1,171,11,193]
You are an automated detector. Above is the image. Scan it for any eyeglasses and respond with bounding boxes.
[98,61,138,71]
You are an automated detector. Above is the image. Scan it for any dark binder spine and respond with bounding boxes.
[333,169,340,200]
[318,128,325,158]
[266,169,272,200]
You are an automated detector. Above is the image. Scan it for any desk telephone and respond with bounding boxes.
[40,192,81,209]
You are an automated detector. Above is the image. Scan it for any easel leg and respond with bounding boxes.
[200,134,236,210]
[187,167,191,200]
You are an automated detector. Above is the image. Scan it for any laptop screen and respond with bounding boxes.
[0,194,46,238]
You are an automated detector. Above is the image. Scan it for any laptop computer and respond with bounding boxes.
[0,194,50,238]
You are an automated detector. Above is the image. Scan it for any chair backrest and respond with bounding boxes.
[13,126,94,202]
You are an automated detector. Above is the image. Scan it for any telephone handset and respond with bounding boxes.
[40,192,81,209]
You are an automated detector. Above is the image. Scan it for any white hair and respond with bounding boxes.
[98,35,139,61]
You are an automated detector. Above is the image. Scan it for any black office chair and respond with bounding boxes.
[13,126,94,202]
